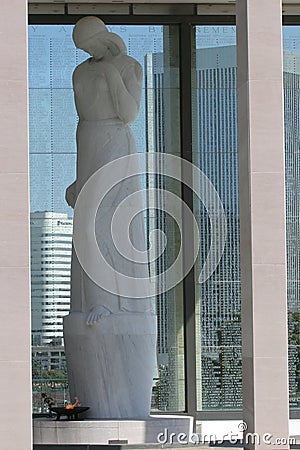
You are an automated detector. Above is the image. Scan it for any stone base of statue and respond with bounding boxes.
[33,415,194,446]
[63,311,157,419]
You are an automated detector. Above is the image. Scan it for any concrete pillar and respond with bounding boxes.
[237,0,290,449]
[0,1,32,449]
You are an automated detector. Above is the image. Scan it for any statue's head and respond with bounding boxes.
[73,16,127,58]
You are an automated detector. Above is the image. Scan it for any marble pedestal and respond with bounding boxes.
[64,312,157,419]
[33,416,194,446]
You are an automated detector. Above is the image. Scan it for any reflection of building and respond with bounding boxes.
[32,346,66,372]
[31,212,72,347]
[145,46,184,411]
[193,46,241,410]
[284,51,300,408]
[146,46,240,410]
[146,45,300,410]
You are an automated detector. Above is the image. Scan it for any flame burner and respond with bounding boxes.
[50,406,89,421]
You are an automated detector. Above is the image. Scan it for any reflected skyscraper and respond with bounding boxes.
[146,45,300,410]
[31,212,72,385]
[284,51,300,408]
[145,45,241,410]
[31,212,72,346]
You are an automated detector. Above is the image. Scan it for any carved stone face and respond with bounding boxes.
[79,36,110,59]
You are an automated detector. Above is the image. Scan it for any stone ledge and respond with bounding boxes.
[33,415,194,445]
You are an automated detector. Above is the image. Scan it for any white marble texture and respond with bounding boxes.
[67,16,153,316]
[33,416,194,445]
[64,16,156,419]
[64,312,157,418]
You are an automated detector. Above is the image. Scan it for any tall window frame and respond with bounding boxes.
[28,11,300,422]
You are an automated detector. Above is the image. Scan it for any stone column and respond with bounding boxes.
[237,1,290,449]
[0,1,32,449]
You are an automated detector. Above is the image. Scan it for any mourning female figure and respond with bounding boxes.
[63,16,156,419]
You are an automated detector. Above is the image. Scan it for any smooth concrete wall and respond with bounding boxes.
[0,1,32,449]
[237,0,290,449]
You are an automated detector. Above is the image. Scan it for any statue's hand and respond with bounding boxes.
[66,181,76,209]
[86,305,112,325]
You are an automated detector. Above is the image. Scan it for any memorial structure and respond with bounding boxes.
[0,1,297,449]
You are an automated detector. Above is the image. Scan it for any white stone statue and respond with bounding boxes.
[63,16,157,419]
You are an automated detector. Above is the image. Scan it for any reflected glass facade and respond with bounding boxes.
[283,26,300,409]
[192,27,241,411]
[29,19,300,416]
[29,24,185,413]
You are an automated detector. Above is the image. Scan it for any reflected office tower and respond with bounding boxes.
[146,44,300,410]
[31,211,72,348]
[145,28,185,411]
[146,45,241,411]
[193,46,241,410]
[31,212,72,412]
[284,51,300,408]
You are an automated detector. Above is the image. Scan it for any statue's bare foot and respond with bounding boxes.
[86,305,111,325]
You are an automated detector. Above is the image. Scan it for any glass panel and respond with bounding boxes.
[144,26,184,412]
[193,26,242,411]
[29,24,184,413]
[283,26,300,409]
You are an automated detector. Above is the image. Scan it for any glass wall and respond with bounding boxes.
[29,25,79,412]
[29,24,185,413]
[190,24,300,413]
[145,26,185,411]
[31,19,300,417]
[192,26,241,411]
[283,26,300,410]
